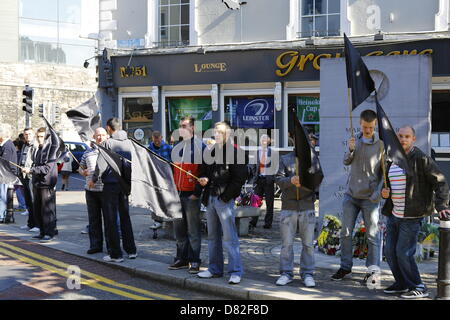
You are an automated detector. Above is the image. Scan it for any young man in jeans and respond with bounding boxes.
[275,151,320,287]
[381,126,450,299]
[331,110,384,282]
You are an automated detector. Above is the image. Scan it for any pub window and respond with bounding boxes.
[300,0,340,38]
[288,94,320,147]
[122,97,154,145]
[159,0,190,47]
[432,91,450,148]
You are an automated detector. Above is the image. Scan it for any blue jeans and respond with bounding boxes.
[340,194,382,270]
[0,184,8,219]
[205,196,243,277]
[14,185,27,209]
[173,196,202,263]
[279,210,315,280]
[385,215,425,290]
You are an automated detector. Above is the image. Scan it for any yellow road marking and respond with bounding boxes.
[0,241,180,300]
[0,246,152,300]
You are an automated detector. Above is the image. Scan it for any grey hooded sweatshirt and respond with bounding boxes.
[343,132,384,202]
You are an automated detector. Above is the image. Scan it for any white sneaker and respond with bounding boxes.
[228,275,241,285]
[20,225,30,230]
[29,227,40,233]
[103,255,124,263]
[304,276,316,287]
[276,275,293,286]
[20,210,29,216]
[128,253,138,259]
[197,270,214,278]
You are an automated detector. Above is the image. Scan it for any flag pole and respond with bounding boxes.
[375,92,387,189]
[1,158,24,171]
[67,149,80,165]
[295,157,300,200]
[347,87,354,138]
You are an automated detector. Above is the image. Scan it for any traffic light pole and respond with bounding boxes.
[25,111,30,128]
[436,218,450,299]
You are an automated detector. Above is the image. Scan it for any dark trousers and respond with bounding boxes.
[22,178,37,228]
[86,190,105,251]
[251,175,275,227]
[173,196,202,263]
[102,184,136,259]
[33,187,56,237]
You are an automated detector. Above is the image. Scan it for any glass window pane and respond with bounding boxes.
[181,25,189,44]
[170,0,181,4]
[169,26,180,43]
[315,15,327,36]
[59,43,95,66]
[160,5,168,26]
[160,0,169,5]
[20,18,58,43]
[20,0,57,21]
[302,0,313,15]
[328,14,340,36]
[170,5,181,25]
[181,0,189,3]
[328,0,340,14]
[160,26,168,41]
[315,0,327,14]
[59,0,81,24]
[59,22,85,45]
[301,17,314,37]
[181,4,189,24]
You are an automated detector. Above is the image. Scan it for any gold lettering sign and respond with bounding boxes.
[120,65,148,78]
[275,48,434,77]
[194,62,227,73]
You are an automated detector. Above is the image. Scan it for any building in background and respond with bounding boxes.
[0,0,99,138]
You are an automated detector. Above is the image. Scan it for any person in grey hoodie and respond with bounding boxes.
[331,109,384,282]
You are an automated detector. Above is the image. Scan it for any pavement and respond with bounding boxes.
[0,190,441,300]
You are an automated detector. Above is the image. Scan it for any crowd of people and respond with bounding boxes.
[0,109,449,300]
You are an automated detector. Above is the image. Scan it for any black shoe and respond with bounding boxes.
[168,260,189,270]
[400,288,429,299]
[32,234,44,240]
[384,283,409,294]
[331,268,351,281]
[87,248,102,254]
[188,262,200,274]
[263,224,272,229]
[61,184,65,191]
[40,235,53,242]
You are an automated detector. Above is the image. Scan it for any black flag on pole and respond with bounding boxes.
[288,106,324,190]
[0,158,18,185]
[66,96,101,141]
[93,142,131,196]
[43,116,67,162]
[344,33,376,110]
[129,139,182,220]
[375,95,412,176]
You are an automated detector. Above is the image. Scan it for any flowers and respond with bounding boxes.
[318,215,342,256]
[353,220,368,259]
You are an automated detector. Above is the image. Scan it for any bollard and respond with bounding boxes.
[436,219,450,300]
[5,187,14,224]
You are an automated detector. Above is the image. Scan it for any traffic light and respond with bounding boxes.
[54,105,61,124]
[38,103,45,118]
[22,85,33,114]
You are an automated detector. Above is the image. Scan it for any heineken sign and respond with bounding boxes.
[297,96,320,124]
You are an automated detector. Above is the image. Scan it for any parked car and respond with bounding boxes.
[57,141,90,173]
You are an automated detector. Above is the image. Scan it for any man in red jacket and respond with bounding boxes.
[168,116,206,274]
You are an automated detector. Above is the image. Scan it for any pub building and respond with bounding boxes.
[97,38,450,180]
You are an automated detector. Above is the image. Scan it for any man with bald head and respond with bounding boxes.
[381,125,450,299]
[79,127,109,254]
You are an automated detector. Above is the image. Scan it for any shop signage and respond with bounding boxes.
[233,97,274,129]
[194,62,227,73]
[119,65,148,78]
[297,96,320,124]
[168,97,212,132]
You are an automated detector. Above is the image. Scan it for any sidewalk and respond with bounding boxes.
[0,191,439,300]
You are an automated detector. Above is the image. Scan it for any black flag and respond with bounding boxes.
[66,96,101,141]
[43,116,67,162]
[288,106,323,190]
[94,142,131,195]
[344,33,375,110]
[375,95,412,176]
[0,158,18,185]
[129,139,182,220]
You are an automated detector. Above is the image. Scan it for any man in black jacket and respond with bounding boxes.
[197,122,247,285]
[22,127,58,242]
[381,125,450,299]
[0,124,17,222]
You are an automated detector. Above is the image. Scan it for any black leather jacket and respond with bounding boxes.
[382,147,449,218]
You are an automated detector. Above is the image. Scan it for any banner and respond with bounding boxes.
[168,97,212,132]
[232,97,274,129]
[296,96,320,125]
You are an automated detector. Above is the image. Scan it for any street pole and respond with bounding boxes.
[436,218,450,300]
[5,187,14,224]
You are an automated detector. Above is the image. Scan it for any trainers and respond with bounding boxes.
[103,255,124,263]
[304,276,316,287]
[128,253,138,259]
[228,275,241,285]
[188,262,200,274]
[40,235,54,243]
[20,225,30,230]
[276,275,293,286]
[197,270,222,279]
[29,227,40,233]
[81,226,89,234]
[384,284,409,294]
[331,268,351,281]
[20,210,29,216]
[32,234,44,240]
[87,248,102,254]
[401,288,429,299]
[168,260,189,270]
